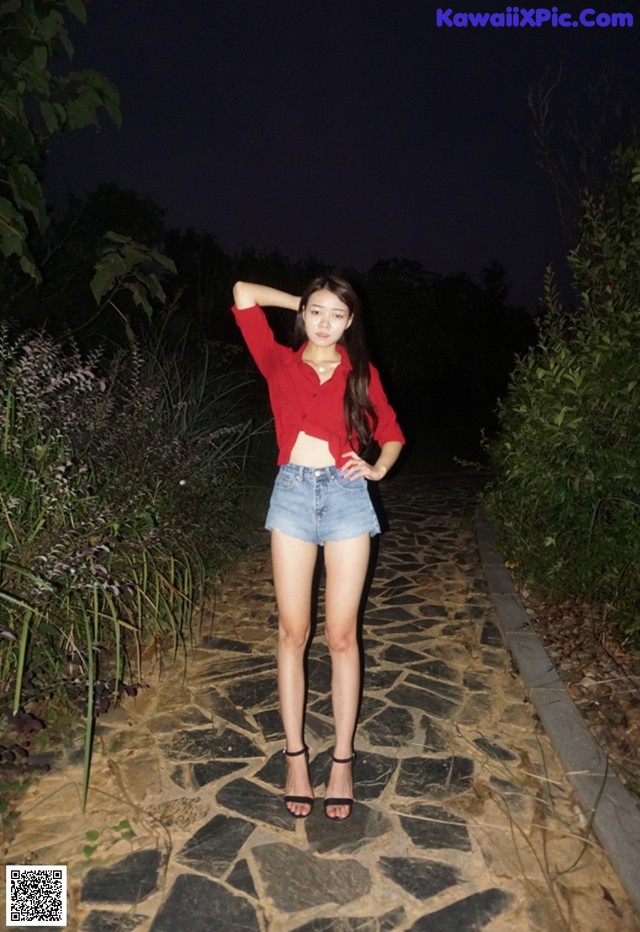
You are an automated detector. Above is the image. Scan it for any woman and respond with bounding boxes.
[232,275,404,820]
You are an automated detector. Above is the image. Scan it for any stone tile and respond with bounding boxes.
[380,856,460,898]
[489,776,527,811]
[501,702,536,728]
[216,777,296,830]
[481,619,504,646]
[362,669,401,690]
[81,910,146,931]
[253,842,370,911]
[176,813,254,878]
[480,649,507,670]
[409,887,514,931]
[226,673,279,710]
[146,797,210,831]
[412,659,459,682]
[380,644,424,667]
[200,635,253,653]
[169,763,193,789]
[309,694,333,717]
[382,572,418,587]
[195,655,273,682]
[81,850,162,904]
[385,593,427,606]
[197,688,258,732]
[115,754,162,802]
[149,873,260,931]
[311,749,398,801]
[309,657,331,695]
[396,756,474,799]
[253,708,283,741]
[306,711,335,741]
[171,759,244,789]
[420,716,448,753]
[253,751,287,788]
[463,672,489,692]
[417,604,449,618]
[399,805,471,851]
[145,712,191,733]
[358,696,387,722]
[457,692,494,725]
[362,706,414,748]
[306,804,391,854]
[292,908,407,931]
[162,727,261,762]
[387,684,458,719]
[365,606,417,623]
[226,858,258,899]
[405,673,462,701]
[473,736,517,762]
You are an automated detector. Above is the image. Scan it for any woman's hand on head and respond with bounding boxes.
[233,281,300,312]
[340,452,387,482]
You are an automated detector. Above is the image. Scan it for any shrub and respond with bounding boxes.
[0,323,266,802]
[484,145,640,643]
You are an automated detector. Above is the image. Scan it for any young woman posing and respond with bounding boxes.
[232,275,404,820]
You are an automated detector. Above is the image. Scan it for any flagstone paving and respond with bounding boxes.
[5,474,639,931]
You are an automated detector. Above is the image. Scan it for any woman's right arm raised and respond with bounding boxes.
[233,281,300,312]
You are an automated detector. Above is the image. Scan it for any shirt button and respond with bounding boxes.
[314,470,321,476]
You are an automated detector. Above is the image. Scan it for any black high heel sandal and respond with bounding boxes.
[323,752,356,821]
[283,746,314,819]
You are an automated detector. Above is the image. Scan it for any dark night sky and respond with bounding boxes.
[46,1,640,311]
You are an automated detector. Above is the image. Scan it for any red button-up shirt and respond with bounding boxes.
[232,304,405,466]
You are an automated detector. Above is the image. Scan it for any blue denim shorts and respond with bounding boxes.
[265,464,381,544]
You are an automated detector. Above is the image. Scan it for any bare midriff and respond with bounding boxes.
[289,431,336,467]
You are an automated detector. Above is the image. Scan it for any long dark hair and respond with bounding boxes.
[293,274,378,455]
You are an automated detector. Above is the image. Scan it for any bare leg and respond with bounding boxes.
[271,529,318,816]
[323,533,370,819]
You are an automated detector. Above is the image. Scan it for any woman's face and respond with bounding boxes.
[301,289,353,348]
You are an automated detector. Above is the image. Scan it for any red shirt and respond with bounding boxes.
[232,303,405,466]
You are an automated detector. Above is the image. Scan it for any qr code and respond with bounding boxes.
[6,865,67,927]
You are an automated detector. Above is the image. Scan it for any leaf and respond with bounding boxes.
[40,100,59,134]
[8,163,47,230]
[104,231,132,245]
[0,197,29,253]
[38,11,66,44]
[150,250,177,274]
[121,243,149,266]
[32,45,48,71]
[90,265,117,305]
[65,0,88,25]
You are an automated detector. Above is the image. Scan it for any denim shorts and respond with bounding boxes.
[265,464,381,544]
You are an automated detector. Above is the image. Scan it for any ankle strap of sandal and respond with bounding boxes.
[284,746,307,757]
[332,753,356,764]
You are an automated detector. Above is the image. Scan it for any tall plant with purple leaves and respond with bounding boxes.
[0,322,265,806]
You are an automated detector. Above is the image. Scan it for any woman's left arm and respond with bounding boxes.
[341,441,403,482]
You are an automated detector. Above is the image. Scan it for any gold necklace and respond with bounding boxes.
[302,356,342,372]
[304,356,340,373]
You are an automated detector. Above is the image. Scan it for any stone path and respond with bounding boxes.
[5,475,639,931]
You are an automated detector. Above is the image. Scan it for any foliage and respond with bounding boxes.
[0,0,121,283]
[484,145,640,643]
[0,321,266,805]
[0,5,175,340]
